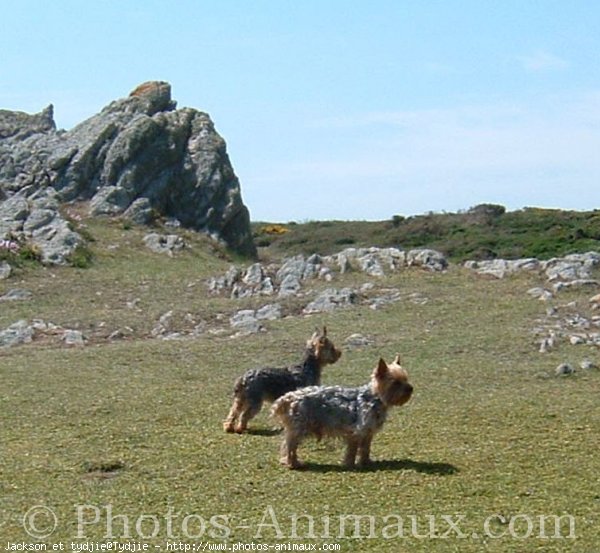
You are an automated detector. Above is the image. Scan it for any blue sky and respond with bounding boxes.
[2,1,600,221]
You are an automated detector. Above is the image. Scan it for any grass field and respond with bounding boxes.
[1,218,599,552]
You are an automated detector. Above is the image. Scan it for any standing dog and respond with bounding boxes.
[271,355,412,468]
[224,327,341,433]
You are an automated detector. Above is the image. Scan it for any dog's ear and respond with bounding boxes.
[374,357,388,379]
[392,353,401,365]
[322,326,328,337]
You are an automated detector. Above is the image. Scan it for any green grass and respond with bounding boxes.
[1,217,600,551]
[253,204,600,262]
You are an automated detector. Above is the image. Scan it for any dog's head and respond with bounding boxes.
[371,354,413,407]
[307,326,342,365]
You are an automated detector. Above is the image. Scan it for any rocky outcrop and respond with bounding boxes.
[465,252,600,282]
[208,247,448,299]
[0,81,256,262]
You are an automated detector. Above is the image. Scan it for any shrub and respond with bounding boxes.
[259,224,289,235]
[67,244,94,269]
[391,214,405,227]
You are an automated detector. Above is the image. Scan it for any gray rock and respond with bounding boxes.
[304,254,322,279]
[0,260,11,279]
[359,254,385,277]
[30,216,83,265]
[303,287,358,314]
[230,309,263,334]
[0,81,256,257]
[255,303,282,320]
[344,333,374,348]
[552,279,600,292]
[23,208,56,232]
[544,253,600,281]
[0,189,83,265]
[62,329,86,346]
[527,287,553,300]
[587,333,600,346]
[258,277,275,296]
[277,255,307,283]
[319,267,334,281]
[0,320,34,347]
[0,288,32,301]
[407,249,448,272]
[124,197,156,225]
[464,259,512,278]
[378,248,406,270]
[90,185,132,216]
[225,266,242,287]
[143,233,185,255]
[555,363,575,377]
[465,257,541,279]
[369,290,403,310]
[243,263,264,286]
[151,310,173,337]
[0,104,55,140]
[338,254,352,274]
[278,274,302,297]
[0,194,29,222]
[580,359,598,370]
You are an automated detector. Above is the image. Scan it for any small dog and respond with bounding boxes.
[223,327,342,433]
[271,355,413,469]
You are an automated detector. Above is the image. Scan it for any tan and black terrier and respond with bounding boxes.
[223,327,341,434]
[271,355,413,469]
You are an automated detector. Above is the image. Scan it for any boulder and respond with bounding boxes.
[0,81,256,258]
[359,254,385,277]
[143,233,185,255]
[0,288,32,301]
[406,249,448,272]
[276,255,309,283]
[124,197,156,225]
[230,309,263,334]
[62,329,86,346]
[278,274,302,297]
[243,263,264,286]
[465,252,600,281]
[255,303,282,320]
[303,287,358,314]
[0,320,34,348]
[555,363,575,377]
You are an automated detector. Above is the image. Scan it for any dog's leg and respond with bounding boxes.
[235,401,261,433]
[282,431,304,469]
[343,438,359,468]
[223,396,243,433]
[357,434,374,467]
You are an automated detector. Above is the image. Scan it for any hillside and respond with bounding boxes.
[253,204,600,262]
[1,211,600,549]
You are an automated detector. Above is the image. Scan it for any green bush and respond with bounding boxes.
[67,244,94,268]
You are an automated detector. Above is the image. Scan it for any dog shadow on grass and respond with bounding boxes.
[246,428,281,437]
[300,458,459,475]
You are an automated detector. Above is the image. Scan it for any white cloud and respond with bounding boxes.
[518,50,569,72]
